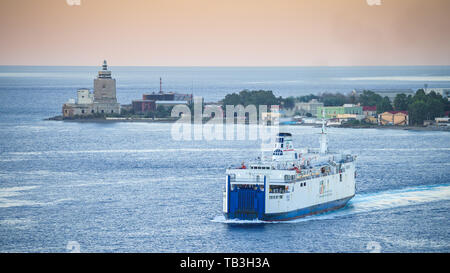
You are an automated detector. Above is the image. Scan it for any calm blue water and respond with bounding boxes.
[0,66,449,252]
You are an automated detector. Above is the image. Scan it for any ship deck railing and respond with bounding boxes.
[228,168,345,183]
[227,158,354,172]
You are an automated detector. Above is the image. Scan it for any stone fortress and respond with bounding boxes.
[63,60,121,117]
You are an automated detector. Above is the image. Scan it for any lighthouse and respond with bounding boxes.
[93,60,121,114]
[62,60,121,117]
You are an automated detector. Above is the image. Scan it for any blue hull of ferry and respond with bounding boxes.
[225,194,354,222]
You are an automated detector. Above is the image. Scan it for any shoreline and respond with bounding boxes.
[45,115,450,131]
[290,123,450,131]
[335,124,450,131]
[46,116,180,123]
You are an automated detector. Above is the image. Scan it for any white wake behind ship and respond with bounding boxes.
[223,120,357,221]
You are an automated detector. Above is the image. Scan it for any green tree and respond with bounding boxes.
[377,96,393,113]
[358,90,383,106]
[414,89,427,102]
[221,90,278,109]
[408,100,428,125]
[393,93,409,111]
[222,93,241,106]
[406,89,446,125]
[296,94,319,103]
[426,97,444,120]
[407,94,414,106]
[320,93,349,106]
[282,96,295,109]
[349,93,358,104]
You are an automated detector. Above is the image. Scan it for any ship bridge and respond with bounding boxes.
[272,132,299,161]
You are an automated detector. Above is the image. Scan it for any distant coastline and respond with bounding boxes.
[46,115,179,123]
[45,63,449,130]
[45,115,450,132]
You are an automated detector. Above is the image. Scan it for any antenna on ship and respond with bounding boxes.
[320,108,328,154]
[159,77,162,94]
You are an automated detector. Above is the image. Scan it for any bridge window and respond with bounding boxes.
[273,149,283,156]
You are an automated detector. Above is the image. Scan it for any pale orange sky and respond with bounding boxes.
[0,0,449,66]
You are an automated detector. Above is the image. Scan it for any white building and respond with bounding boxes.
[77,88,94,104]
[294,99,324,117]
[424,87,450,101]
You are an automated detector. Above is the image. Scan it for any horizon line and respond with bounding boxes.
[1,64,450,68]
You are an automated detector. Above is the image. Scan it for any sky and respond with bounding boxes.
[0,0,449,66]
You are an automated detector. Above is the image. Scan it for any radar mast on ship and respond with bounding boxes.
[320,108,328,154]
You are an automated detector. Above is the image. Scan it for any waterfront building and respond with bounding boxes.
[378,111,409,126]
[317,105,363,119]
[435,117,450,126]
[362,106,377,117]
[424,120,436,126]
[76,88,94,104]
[142,92,192,102]
[62,60,121,117]
[132,100,156,114]
[336,113,365,121]
[131,79,192,114]
[294,99,323,117]
[364,116,378,124]
[261,108,282,124]
[62,88,94,117]
[302,117,318,124]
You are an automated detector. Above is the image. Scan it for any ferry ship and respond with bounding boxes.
[223,120,356,221]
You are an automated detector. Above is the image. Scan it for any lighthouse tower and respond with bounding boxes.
[93,60,120,114]
[94,60,117,103]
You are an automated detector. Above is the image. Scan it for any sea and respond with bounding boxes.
[0,66,449,252]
